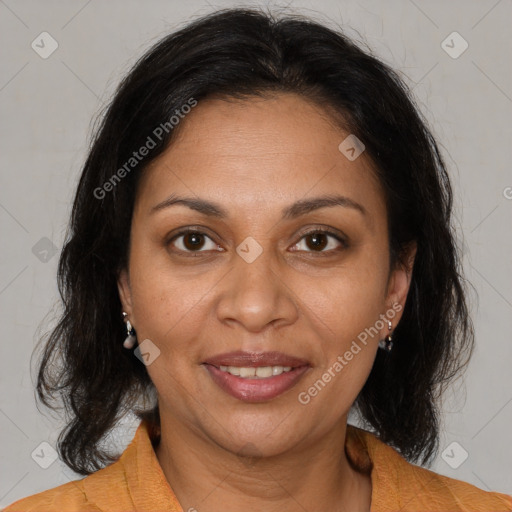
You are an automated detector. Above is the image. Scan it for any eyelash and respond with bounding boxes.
[167,227,348,257]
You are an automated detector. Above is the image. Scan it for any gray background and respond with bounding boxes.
[1,0,511,506]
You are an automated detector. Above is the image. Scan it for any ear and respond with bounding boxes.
[117,268,134,319]
[384,241,417,327]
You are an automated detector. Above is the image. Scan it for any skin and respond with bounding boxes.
[118,92,416,512]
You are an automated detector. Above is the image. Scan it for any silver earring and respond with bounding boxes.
[378,320,393,352]
[122,312,137,349]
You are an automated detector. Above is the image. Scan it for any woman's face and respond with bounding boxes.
[118,92,414,457]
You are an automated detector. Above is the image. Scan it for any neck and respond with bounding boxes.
[154,413,372,512]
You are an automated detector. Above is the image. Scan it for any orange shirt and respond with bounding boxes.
[3,420,511,511]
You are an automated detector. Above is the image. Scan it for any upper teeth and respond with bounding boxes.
[219,365,293,378]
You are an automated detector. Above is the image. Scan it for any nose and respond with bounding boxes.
[215,244,299,334]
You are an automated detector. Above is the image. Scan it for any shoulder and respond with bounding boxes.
[348,425,512,511]
[1,420,165,512]
[2,455,133,512]
[1,479,92,512]
[396,462,512,511]
[1,455,140,512]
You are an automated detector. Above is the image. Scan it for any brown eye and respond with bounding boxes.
[169,230,221,254]
[182,232,206,251]
[305,232,329,251]
[292,229,347,254]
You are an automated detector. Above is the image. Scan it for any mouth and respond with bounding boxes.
[202,351,311,402]
[215,364,295,378]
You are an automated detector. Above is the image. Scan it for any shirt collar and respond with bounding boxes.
[118,420,182,511]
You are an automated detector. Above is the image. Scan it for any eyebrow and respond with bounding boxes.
[150,193,367,219]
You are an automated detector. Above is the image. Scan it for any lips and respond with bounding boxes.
[203,350,310,368]
[202,351,311,402]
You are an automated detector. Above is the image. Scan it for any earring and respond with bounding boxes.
[378,320,394,352]
[122,311,137,349]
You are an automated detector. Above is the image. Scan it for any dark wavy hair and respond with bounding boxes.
[35,7,474,475]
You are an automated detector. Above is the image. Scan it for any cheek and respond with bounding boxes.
[130,271,206,346]
[295,271,386,419]
[298,249,389,343]
[127,241,171,335]
[292,244,388,406]
[296,346,376,436]
[127,241,220,359]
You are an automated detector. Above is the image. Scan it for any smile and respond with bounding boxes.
[203,363,310,402]
[218,365,293,378]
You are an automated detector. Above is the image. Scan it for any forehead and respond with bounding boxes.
[135,93,385,220]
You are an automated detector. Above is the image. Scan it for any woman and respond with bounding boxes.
[4,7,511,512]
